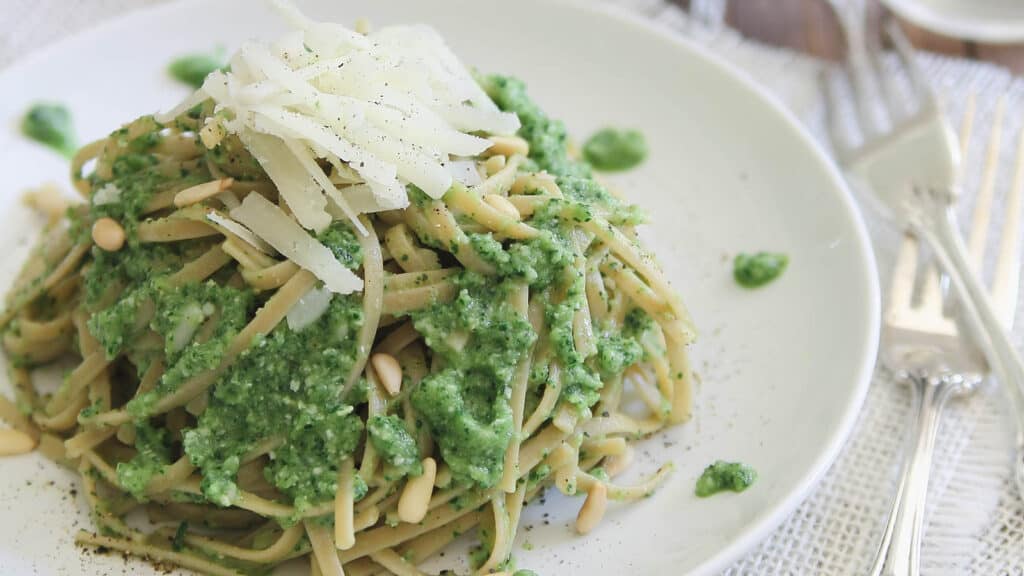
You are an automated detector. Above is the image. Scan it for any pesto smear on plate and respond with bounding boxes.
[695,460,758,497]
[734,251,788,288]
[21,102,76,157]
[582,127,647,172]
[168,52,227,89]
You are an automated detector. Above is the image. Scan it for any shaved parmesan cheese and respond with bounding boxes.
[158,0,520,232]
[237,129,331,233]
[92,183,122,206]
[230,193,362,294]
[326,184,407,216]
[286,284,334,332]
[205,210,275,255]
[446,160,483,187]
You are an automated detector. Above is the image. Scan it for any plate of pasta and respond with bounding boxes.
[0,1,880,575]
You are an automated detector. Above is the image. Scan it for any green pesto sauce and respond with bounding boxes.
[695,460,758,497]
[87,118,206,237]
[116,420,172,498]
[124,281,255,418]
[175,223,364,511]
[733,252,788,288]
[183,293,365,511]
[397,77,653,489]
[367,415,423,480]
[409,272,535,488]
[21,103,76,158]
[83,240,211,310]
[168,52,227,89]
[583,128,647,172]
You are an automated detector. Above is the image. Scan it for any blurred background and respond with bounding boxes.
[674,0,1024,73]
[4,1,1024,73]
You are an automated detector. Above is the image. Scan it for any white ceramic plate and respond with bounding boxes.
[881,0,1024,44]
[0,1,880,574]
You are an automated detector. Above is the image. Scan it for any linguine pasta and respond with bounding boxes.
[0,7,696,576]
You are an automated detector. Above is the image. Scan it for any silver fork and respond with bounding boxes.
[822,4,1024,497]
[868,93,1024,576]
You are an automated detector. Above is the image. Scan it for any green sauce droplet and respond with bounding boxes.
[695,460,757,497]
[582,127,647,172]
[733,252,788,288]
[21,103,76,158]
[169,52,226,89]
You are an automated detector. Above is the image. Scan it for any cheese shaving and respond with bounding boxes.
[230,193,362,294]
[159,0,519,234]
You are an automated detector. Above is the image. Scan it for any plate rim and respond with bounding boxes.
[0,0,882,574]
[555,2,882,573]
[881,0,1024,44]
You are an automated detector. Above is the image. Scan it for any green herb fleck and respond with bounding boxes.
[172,521,189,551]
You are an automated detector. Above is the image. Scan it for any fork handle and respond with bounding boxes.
[918,201,1024,497]
[869,373,956,576]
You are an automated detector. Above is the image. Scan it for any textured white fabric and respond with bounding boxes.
[2,1,1022,574]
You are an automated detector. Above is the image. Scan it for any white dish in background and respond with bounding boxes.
[881,0,1024,44]
[0,0,880,574]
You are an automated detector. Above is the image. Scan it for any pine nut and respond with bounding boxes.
[484,155,506,176]
[485,135,529,157]
[92,217,126,252]
[174,178,234,207]
[0,429,37,456]
[483,194,521,220]
[398,457,436,524]
[370,353,402,396]
[575,482,608,535]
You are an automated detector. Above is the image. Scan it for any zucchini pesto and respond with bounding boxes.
[0,6,698,576]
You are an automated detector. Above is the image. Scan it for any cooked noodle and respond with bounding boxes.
[0,13,696,576]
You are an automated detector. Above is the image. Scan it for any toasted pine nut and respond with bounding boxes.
[575,482,608,535]
[92,217,126,252]
[603,445,634,478]
[0,429,37,456]
[485,135,529,157]
[484,155,506,176]
[174,178,234,208]
[483,194,521,221]
[370,353,402,396]
[398,457,437,524]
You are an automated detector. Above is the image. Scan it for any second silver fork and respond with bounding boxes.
[871,95,1024,575]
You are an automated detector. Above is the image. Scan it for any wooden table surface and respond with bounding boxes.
[674,0,1024,74]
